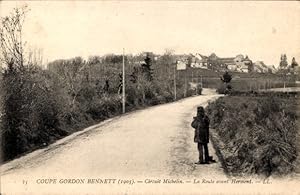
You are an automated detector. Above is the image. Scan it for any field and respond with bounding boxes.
[178,68,299,91]
[206,92,299,177]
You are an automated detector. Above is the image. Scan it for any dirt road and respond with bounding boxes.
[2,89,296,194]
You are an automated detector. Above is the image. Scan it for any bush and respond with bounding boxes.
[86,94,121,120]
[217,83,233,95]
[206,94,298,177]
[1,67,67,160]
[0,54,198,162]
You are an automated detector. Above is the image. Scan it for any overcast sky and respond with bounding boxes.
[1,1,299,66]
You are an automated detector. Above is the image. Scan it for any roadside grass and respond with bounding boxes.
[206,92,299,177]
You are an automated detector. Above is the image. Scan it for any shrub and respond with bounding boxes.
[1,67,66,160]
[206,94,298,177]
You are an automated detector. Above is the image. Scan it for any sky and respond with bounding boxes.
[1,1,300,67]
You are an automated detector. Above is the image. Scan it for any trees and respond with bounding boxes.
[1,6,29,160]
[0,6,30,69]
[1,6,206,161]
[48,57,89,108]
[129,54,155,104]
[141,52,153,81]
[291,57,298,69]
[154,50,174,80]
[1,6,65,160]
[153,50,176,98]
[218,71,232,94]
[221,71,232,83]
[279,54,288,69]
[208,53,220,70]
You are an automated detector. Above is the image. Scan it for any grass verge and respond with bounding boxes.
[206,92,299,177]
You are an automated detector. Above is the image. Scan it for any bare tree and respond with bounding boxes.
[0,5,29,70]
[28,47,44,67]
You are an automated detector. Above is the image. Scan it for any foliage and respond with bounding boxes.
[1,66,67,160]
[279,54,288,69]
[291,57,298,69]
[141,53,153,81]
[0,6,29,68]
[217,71,233,94]
[1,6,66,160]
[206,93,298,177]
[0,6,212,162]
[1,29,196,162]
[220,71,232,83]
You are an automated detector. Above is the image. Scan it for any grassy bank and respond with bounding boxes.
[206,92,299,177]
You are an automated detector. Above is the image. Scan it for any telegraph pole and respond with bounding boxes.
[191,70,194,82]
[184,70,187,97]
[174,64,177,101]
[200,75,203,88]
[122,48,126,113]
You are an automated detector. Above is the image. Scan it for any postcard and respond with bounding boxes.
[1,1,299,194]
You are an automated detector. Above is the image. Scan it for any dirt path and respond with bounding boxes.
[2,89,299,194]
[0,89,226,194]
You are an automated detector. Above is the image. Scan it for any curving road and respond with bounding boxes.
[2,89,296,194]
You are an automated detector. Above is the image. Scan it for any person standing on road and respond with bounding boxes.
[191,106,210,164]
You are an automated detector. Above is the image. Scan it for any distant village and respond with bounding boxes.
[176,53,299,75]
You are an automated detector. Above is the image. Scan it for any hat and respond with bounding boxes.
[197,106,205,114]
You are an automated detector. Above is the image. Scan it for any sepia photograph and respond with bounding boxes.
[0,1,300,194]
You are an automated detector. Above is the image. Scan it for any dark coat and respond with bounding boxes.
[191,115,210,143]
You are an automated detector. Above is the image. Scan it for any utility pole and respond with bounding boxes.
[200,75,203,88]
[122,48,125,113]
[184,70,187,97]
[191,70,194,83]
[174,64,177,101]
[196,72,198,95]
